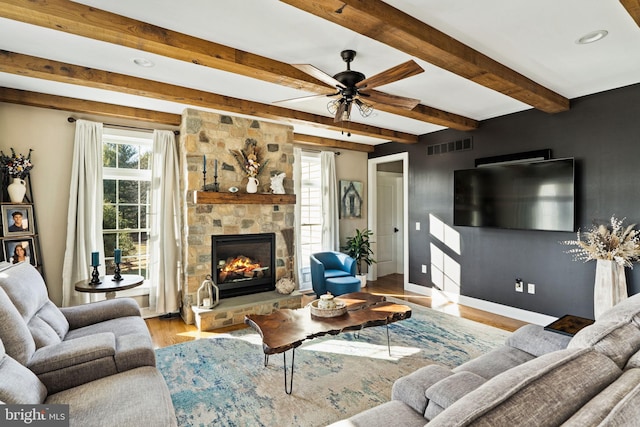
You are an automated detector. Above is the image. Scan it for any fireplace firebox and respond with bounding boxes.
[211,233,276,299]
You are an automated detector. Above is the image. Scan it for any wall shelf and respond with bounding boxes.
[194,191,296,205]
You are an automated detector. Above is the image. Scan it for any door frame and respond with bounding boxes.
[367,152,409,287]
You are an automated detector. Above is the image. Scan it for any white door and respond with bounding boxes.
[376,172,403,276]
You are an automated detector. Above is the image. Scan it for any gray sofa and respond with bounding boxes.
[331,292,640,426]
[0,262,176,427]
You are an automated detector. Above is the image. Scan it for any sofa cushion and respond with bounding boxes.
[0,338,47,404]
[0,262,69,349]
[562,368,640,427]
[428,348,622,427]
[568,320,640,369]
[0,286,35,364]
[626,348,640,369]
[424,371,486,420]
[45,366,177,427]
[505,324,571,357]
[598,292,640,324]
[327,400,427,427]
[453,345,535,379]
[391,364,453,415]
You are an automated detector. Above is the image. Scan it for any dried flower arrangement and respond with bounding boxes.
[0,148,34,179]
[229,138,268,178]
[562,216,640,268]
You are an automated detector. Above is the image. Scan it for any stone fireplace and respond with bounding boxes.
[179,108,301,328]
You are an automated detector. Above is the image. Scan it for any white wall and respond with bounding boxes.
[0,103,76,305]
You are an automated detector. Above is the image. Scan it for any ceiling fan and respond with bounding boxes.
[289,50,424,123]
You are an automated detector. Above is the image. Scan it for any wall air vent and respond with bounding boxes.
[427,137,473,156]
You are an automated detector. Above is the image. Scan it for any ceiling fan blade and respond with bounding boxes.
[356,60,424,90]
[273,93,337,105]
[293,64,345,89]
[363,90,421,110]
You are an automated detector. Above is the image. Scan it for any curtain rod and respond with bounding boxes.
[67,117,179,136]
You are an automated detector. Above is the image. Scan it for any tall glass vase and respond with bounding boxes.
[593,259,628,320]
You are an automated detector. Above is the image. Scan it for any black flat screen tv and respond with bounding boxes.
[454,158,575,232]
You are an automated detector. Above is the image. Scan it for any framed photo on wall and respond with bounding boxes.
[339,180,363,219]
[3,238,37,266]
[1,204,34,236]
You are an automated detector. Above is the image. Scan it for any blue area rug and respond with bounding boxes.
[156,298,511,426]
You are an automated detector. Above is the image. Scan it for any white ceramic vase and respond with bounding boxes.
[246,176,259,194]
[7,177,26,203]
[357,274,367,288]
[593,259,628,320]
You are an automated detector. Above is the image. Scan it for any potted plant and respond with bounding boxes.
[344,228,375,287]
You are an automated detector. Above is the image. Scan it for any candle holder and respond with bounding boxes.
[112,263,123,281]
[212,173,220,192]
[90,265,101,285]
[202,169,207,191]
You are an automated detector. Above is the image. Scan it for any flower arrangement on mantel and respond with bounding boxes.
[229,138,268,178]
[0,148,34,179]
[562,216,640,268]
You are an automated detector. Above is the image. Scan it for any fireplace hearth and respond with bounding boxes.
[212,233,276,298]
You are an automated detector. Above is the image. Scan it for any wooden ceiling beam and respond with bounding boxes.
[280,0,570,114]
[293,133,375,152]
[0,51,417,143]
[0,87,182,125]
[0,87,372,151]
[0,0,476,131]
[621,0,640,26]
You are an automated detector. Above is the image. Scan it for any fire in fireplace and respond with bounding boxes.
[211,233,276,298]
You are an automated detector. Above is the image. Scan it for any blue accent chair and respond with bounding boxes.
[310,251,360,296]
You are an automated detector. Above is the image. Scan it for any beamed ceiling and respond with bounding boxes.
[1,0,639,150]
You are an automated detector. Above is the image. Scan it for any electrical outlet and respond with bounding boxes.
[528,283,536,294]
[421,264,427,273]
[416,222,421,231]
[515,278,524,292]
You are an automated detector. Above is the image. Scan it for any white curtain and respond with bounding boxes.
[62,120,104,306]
[320,151,340,251]
[293,147,303,286]
[148,130,182,314]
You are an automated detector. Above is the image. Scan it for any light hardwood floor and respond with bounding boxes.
[145,274,528,349]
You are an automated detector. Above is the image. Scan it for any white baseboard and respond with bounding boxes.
[405,282,557,326]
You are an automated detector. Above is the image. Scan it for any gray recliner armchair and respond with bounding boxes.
[0,262,155,393]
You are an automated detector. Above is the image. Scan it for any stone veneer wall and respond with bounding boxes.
[179,108,295,323]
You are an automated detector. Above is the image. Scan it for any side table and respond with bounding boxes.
[75,274,145,300]
[544,314,594,337]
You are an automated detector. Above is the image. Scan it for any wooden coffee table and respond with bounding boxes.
[245,292,412,394]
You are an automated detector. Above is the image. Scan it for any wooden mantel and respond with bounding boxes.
[194,191,296,205]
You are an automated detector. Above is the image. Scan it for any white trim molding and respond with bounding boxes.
[406,282,558,326]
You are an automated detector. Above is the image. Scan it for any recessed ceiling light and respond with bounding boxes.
[133,58,155,67]
[576,30,608,45]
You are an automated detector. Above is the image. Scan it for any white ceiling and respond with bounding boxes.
[1,0,639,145]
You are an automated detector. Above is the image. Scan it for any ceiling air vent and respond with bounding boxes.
[427,137,473,156]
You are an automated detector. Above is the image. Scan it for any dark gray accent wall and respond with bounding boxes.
[372,83,640,319]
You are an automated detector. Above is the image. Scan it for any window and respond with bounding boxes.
[298,152,322,288]
[102,128,152,278]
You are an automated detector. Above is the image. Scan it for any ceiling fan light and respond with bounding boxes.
[327,99,340,114]
[355,99,374,117]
